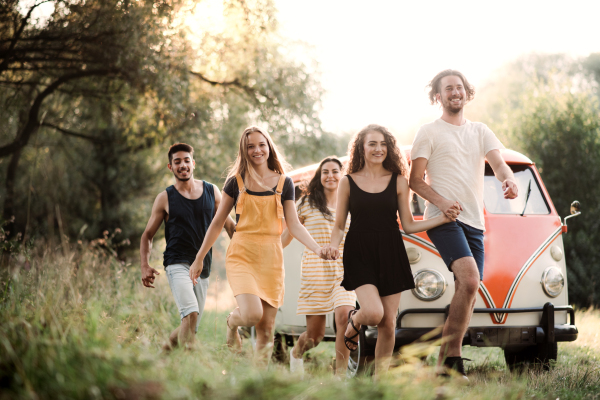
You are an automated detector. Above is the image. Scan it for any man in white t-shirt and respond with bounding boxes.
[409,69,518,379]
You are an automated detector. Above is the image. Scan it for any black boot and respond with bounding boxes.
[440,356,470,380]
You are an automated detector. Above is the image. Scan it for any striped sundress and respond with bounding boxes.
[296,199,356,315]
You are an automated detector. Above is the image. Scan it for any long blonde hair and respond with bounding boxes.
[226,126,290,191]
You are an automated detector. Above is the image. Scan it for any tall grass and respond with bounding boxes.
[1,245,599,399]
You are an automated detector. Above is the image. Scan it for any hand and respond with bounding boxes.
[141,264,160,288]
[189,259,204,285]
[502,179,518,199]
[320,245,339,260]
[439,199,462,221]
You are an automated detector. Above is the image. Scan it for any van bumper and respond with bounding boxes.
[364,302,578,349]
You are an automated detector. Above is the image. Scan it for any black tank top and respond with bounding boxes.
[163,182,215,278]
[347,173,399,232]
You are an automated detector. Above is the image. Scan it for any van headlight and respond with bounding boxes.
[412,269,447,301]
[540,267,564,298]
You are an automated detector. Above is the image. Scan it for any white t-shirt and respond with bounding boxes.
[411,118,505,231]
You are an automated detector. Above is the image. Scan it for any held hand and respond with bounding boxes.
[188,259,204,286]
[141,264,160,288]
[440,199,462,221]
[502,179,518,199]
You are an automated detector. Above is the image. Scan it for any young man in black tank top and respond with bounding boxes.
[140,143,235,350]
[410,70,518,378]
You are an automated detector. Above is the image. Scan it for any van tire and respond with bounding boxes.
[504,343,557,372]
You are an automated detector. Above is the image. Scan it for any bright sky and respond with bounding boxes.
[276,0,600,141]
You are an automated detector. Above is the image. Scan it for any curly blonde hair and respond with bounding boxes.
[346,124,408,177]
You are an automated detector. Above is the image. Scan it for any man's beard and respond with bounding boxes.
[442,98,463,114]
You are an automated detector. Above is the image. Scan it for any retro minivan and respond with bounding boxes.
[268,147,579,374]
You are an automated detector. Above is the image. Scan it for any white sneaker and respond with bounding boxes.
[289,347,304,377]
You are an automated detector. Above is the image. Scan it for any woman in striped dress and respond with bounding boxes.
[281,156,355,377]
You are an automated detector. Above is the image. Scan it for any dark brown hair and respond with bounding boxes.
[168,143,194,164]
[346,124,408,177]
[427,69,475,105]
[298,156,344,221]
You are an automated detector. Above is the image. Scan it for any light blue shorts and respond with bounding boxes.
[166,263,209,332]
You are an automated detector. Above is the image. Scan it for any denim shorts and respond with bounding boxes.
[426,220,485,280]
[165,263,209,332]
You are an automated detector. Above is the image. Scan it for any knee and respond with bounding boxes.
[256,323,275,341]
[240,310,263,327]
[306,332,325,347]
[377,314,396,331]
[360,308,384,326]
[460,277,480,296]
[182,312,199,328]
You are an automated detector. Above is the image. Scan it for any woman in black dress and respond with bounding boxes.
[324,124,456,376]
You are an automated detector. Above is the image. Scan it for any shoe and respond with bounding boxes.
[439,356,470,381]
[344,309,360,351]
[289,347,304,377]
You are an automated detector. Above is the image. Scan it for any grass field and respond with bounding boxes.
[1,247,599,399]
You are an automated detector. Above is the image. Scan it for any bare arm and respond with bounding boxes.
[214,186,236,239]
[486,149,518,199]
[397,175,452,234]
[283,200,321,255]
[139,192,167,288]
[189,193,235,284]
[330,176,350,250]
[281,216,303,248]
[408,157,461,220]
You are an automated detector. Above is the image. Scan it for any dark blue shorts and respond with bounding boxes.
[426,220,485,280]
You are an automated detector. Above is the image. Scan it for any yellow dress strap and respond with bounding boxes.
[235,174,246,216]
[275,175,286,219]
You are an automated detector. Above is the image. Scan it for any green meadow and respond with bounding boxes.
[1,247,599,400]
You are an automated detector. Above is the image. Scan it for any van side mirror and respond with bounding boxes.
[562,200,581,233]
[570,200,580,215]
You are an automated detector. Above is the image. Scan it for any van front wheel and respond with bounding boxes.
[504,343,557,372]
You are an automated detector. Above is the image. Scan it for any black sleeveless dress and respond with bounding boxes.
[341,173,415,296]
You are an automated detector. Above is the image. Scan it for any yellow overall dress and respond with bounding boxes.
[225,174,286,308]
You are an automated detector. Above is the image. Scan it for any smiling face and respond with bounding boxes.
[168,151,195,181]
[363,131,387,164]
[437,75,467,114]
[320,161,342,192]
[246,131,270,167]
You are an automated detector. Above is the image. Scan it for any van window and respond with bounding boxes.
[484,165,550,215]
[411,193,425,216]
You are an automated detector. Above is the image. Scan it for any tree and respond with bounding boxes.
[505,79,600,307]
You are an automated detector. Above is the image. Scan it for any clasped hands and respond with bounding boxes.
[318,245,339,260]
[440,199,462,222]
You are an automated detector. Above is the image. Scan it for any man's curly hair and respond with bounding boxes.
[347,124,408,177]
[427,69,475,105]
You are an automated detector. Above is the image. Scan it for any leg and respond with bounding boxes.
[292,315,327,358]
[374,293,401,377]
[193,277,209,332]
[334,305,354,376]
[254,300,279,365]
[164,263,202,350]
[178,312,198,348]
[344,285,385,350]
[437,257,480,363]
[227,294,264,350]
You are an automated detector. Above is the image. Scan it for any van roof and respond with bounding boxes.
[288,146,533,182]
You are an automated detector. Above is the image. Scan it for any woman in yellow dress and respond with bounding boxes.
[281,156,355,377]
[189,126,326,361]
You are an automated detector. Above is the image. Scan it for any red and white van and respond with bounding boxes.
[273,146,580,374]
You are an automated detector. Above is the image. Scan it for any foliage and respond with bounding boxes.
[505,80,600,307]
[1,247,599,399]
[0,0,345,256]
[469,53,600,307]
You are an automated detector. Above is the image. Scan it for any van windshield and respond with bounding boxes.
[484,165,550,215]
